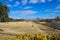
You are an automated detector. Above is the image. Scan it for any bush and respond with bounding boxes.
[7,32,60,40]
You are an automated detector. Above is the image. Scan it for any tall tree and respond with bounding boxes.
[0,2,3,22]
[3,5,9,22]
[0,2,9,22]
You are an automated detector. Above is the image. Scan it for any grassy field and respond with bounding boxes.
[0,21,60,40]
[0,21,44,34]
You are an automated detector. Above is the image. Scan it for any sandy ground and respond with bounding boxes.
[0,21,60,34]
[0,21,60,40]
[0,21,43,34]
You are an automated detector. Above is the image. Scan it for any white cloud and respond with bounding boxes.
[10,10,37,15]
[55,4,60,9]
[53,10,60,12]
[23,6,32,9]
[14,1,20,6]
[7,4,12,7]
[29,0,38,4]
[40,0,46,3]
[44,9,52,12]
[21,0,47,5]
[21,0,28,5]
[45,13,57,18]
[29,0,47,4]
[20,10,37,15]
[44,9,60,13]
[10,11,20,14]
[45,13,55,16]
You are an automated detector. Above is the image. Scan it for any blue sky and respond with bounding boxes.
[0,0,60,19]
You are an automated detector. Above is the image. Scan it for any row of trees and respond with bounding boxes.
[0,2,9,22]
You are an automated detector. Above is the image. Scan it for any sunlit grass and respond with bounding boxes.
[7,32,60,40]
